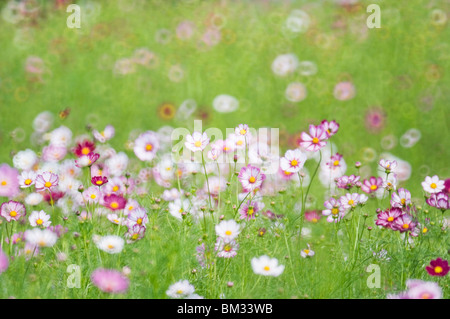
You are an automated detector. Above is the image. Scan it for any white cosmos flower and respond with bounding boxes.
[251,255,285,277]
[185,131,209,152]
[421,175,444,194]
[96,235,125,254]
[25,228,58,248]
[166,280,195,299]
[49,125,72,147]
[134,131,159,162]
[33,111,54,133]
[105,152,128,177]
[280,149,307,173]
[93,125,115,143]
[13,149,38,171]
[29,210,51,227]
[25,193,44,206]
[215,219,241,241]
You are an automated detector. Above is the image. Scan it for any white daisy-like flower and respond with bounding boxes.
[25,228,58,248]
[133,131,160,162]
[168,198,190,221]
[96,235,125,254]
[166,280,195,299]
[93,125,115,143]
[13,149,38,171]
[25,192,44,206]
[29,210,51,227]
[107,213,125,225]
[185,131,209,152]
[18,170,37,188]
[421,175,444,194]
[280,149,307,173]
[49,125,72,147]
[251,255,285,277]
[235,124,249,137]
[215,219,241,241]
[300,244,315,258]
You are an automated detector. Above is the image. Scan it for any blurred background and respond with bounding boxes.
[0,0,449,194]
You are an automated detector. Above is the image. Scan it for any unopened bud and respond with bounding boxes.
[355,161,361,168]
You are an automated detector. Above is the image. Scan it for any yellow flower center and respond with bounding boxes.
[112,186,119,192]
[36,218,43,225]
[249,176,256,183]
[430,183,437,189]
[333,160,340,166]
[423,227,428,234]
[81,147,90,155]
[312,137,319,144]
[194,141,202,148]
[176,290,183,294]
[421,293,431,299]
[331,208,339,215]
[224,244,232,252]
[223,146,229,151]
[113,219,119,223]
[370,185,378,191]
[434,266,443,274]
[1,180,7,186]
[402,223,409,229]
[236,140,244,146]
[128,206,134,211]
[137,218,143,225]
[145,144,153,151]
[90,194,96,199]
[44,181,52,188]
[348,199,354,205]
[290,159,298,167]
[25,179,32,185]
[387,216,394,222]
[304,249,310,254]
[247,208,254,216]
[284,170,292,176]
[38,240,46,247]
[225,230,232,236]
[107,244,114,249]
[263,266,270,271]
[401,198,406,205]
[132,234,139,240]
[312,218,318,223]
[9,211,17,217]
[110,202,119,209]
[96,180,103,185]
[240,129,246,135]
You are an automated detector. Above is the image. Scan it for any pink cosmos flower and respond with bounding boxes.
[73,140,95,158]
[0,164,20,198]
[321,120,339,137]
[305,210,321,223]
[42,144,67,162]
[392,213,418,233]
[333,81,355,101]
[126,208,148,227]
[0,200,26,222]
[35,172,59,192]
[91,175,108,187]
[339,193,360,210]
[280,149,307,173]
[239,200,262,221]
[379,159,397,172]
[299,124,328,152]
[391,188,412,208]
[235,124,249,137]
[238,164,266,193]
[361,176,383,194]
[133,131,160,162]
[405,280,442,299]
[185,131,209,153]
[335,175,360,190]
[425,258,449,277]
[103,194,127,211]
[375,207,402,229]
[176,20,196,40]
[91,268,129,294]
[426,192,449,211]
[322,197,345,222]
[215,237,239,258]
[82,186,101,204]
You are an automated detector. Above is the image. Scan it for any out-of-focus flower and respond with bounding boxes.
[91,268,129,294]
[251,255,285,277]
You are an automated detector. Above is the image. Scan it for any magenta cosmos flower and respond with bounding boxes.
[0,200,26,222]
[238,164,266,193]
[103,194,127,211]
[91,175,108,187]
[300,124,328,152]
[321,119,339,138]
[375,207,402,229]
[392,213,418,233]
[35,172,59,192]
[426,192,449,211]
[73,140,95,158]
[0,164,20,198]
[361,176,383,194]
[91,268,129,294]
[426,258,449,277]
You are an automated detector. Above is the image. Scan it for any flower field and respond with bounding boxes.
[0,0,449,300]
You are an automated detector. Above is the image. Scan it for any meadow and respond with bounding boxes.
[0,0,449,300]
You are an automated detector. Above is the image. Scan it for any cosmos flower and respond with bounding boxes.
[379,159,397,173]
[18,170,37,188]
[82,186,101,204]
[339,193,360,210]
[93,125,115,143]
[75,152,100,168]
[405,280,443,299]
[280,149,307,173]
[215,219,241,241]
[300,244,315,258]
[235,124,249,137]
[91,175,108,187]
[365,107,386,133]
[28,210,51,227]
[134,131,160,162]
[103,194,127,211]
[91,268,129,294]
[304,210,320,223]
[425,258,449,277]
[321,120,340,138]
[185,131,209,153]
[300,124,328,152]
[333,81,355,101]
[24,228,58,248]
[375,207,402,229]
[126,207,148,228]
[392,214,418,233]
[125,224,146,244]
[96,235,125,254]
[421,175,445,194]
[35,172,59,192]
[335,175,360,190]
[215,237,239,258]
[0,164,20,198]
[12,149,38,171]
[426,192,449,211]
[271,53,299,77]
[361,176,383,194]
[238,164,266,193]
[166,280,196,299]
[73,140,96,158]
[0,200,26,222]
[42,144,67,162]
[391,188,412,208]
[322,197,345,223]
[251,255,285,277]
[239,200,263,221]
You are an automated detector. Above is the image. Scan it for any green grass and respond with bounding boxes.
[0,0,449,299]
